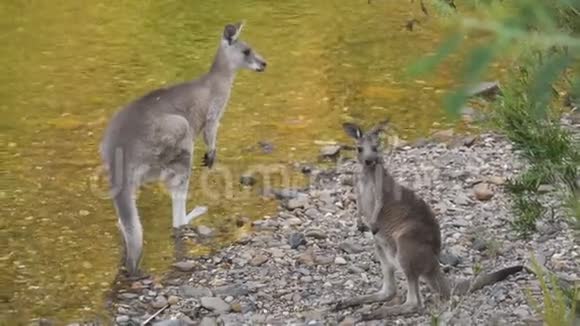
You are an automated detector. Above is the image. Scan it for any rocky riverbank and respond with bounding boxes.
[108,128,579,326]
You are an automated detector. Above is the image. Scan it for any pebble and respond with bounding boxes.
[179,285,212,298]
[115,315,129,323]
[473,182,494,201]
[537,184,555,193]
[338,317,357,326]
[167,295,179,305]
[196,225,214,237]
[151,296,168,309]
[285,196,309,210]
[200,297,230,314]
[288,232,307,249]
[258,140,274,154]
[240,173,257,186]
[213,284,250,297]
[173,260,196,272]
[285,217,303,226]
[305,228,327,239]
[440,251,461,267]
[472,238,488,251]
[250,254,268,266]
[339,241,365,254]
[334,256,347,265]
[117,292,138,300]
[297,251,315,266]
[487,176,506,185]
[152,320,184,326]
[315,255,334,265]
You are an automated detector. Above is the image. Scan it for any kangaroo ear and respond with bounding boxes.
[343,122,363,139]
[369,119,390,136]
[223,21,244,45]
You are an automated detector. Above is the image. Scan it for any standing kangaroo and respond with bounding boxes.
[100,22,267,277]
[335,121,523,321]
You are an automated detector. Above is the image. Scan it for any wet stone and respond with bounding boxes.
[173,260,196,272]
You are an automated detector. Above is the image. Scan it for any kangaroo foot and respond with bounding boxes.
[185,206,207,224]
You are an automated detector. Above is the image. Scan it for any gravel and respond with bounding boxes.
[109,132,578,326]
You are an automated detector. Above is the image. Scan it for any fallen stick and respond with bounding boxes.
[141,304,169,326]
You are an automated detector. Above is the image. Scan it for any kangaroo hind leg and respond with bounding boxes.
[163,149,207,228]
[162,116,207,228]
[334,242,397,310]
[424,264,451,301]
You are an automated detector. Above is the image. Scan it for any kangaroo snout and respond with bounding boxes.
[255,60,267,72]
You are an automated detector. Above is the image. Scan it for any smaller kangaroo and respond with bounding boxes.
[100,21,267,277]
[335,121,523,321]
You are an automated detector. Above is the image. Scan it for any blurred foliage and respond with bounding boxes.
[527,257,579,326]
[409,0,580,118]
[408,0,580,235]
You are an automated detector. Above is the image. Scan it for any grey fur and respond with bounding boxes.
[335,121,523,320]
[100,22,266,276]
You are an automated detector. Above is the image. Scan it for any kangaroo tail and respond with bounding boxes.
[454,265,524,295]
[112,185,143,276]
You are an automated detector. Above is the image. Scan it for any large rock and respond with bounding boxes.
[320,145,341,159]
[467,81,501,98]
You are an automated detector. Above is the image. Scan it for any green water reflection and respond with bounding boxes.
[0,0,504,323]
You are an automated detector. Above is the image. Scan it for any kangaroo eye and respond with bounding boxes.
[357,146,363,153]
[243,49,251,56]
[372,146,378,151]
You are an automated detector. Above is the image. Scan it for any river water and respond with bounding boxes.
[0,0,503,323]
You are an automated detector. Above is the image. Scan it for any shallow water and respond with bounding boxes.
[0,0,504,323]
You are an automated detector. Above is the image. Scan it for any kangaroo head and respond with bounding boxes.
[343,120,389,168]
[221,21,267,72]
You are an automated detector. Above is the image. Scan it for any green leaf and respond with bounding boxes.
[461,45,497,83]
[442,45,498,119]
[571,76,580,99]
[406,32,464,77]
[528,52,572,117]
[443,86,468,118]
